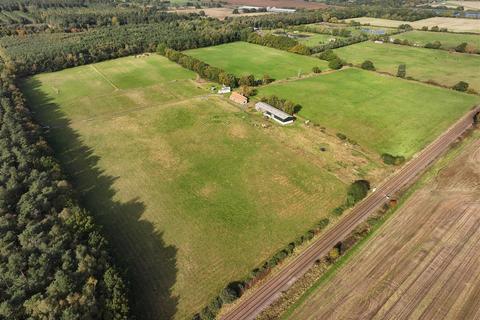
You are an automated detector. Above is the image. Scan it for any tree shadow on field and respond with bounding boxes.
[23,78,179,320]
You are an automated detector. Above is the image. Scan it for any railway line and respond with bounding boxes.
[220,105,480,320]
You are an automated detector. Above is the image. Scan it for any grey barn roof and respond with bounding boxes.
[255,102,293,120]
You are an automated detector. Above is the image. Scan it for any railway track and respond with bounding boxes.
[220,105,480,320]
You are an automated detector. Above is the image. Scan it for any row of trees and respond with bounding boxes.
[163,47,239,87]
[260,95,301,115]
[0,20,249,76]
[246,32,311,55]
[0,61,129,319]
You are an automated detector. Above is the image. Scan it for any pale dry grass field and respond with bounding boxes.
[345,16,480,33]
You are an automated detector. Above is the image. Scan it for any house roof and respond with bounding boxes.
[255,102,293,120]
[230,92,248,102]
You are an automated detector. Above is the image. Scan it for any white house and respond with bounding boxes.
[218,85,231,94]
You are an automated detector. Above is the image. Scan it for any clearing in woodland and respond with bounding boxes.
[334,41,480,90]
[256,68,480,158]
[289,134,480,320]
[184,41,328,80]
[21,55,385,319]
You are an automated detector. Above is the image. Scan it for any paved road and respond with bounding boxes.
[221,105,480,320]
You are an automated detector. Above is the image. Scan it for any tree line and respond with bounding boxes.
[0,60,129,319]
[0,20,248,76]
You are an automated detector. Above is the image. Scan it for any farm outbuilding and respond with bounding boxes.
[218,85,231,94]
[255,102,294,125]
[229,92,248,105]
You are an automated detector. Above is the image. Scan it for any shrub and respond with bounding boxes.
[421,26,428,31]
[425,41,441,49]
[239,74,255,86]
[396,64,406,78]
[312,66,322,73]
[346,180,370,207]
[328,58,343,70]
[381,153,405,165]
[455,42,468,53]
[262,74,274,85]
[452,81,469,92]
[336,132,347,140]
[289,43,311,55]
[361,60,375,71]
[318,49,338,61]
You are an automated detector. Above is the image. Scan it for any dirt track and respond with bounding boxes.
[220,106,480,320]
[290,137,480,320]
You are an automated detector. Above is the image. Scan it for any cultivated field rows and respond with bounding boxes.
[290,138,480,319]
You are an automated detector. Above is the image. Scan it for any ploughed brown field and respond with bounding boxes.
[223,0,328,9]
[290,136,480,319]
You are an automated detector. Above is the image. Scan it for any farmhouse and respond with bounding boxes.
[218,85,231,94]
[255,102,294,125]
[230,92,248,104]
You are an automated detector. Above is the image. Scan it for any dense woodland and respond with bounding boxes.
[0,61,129,318]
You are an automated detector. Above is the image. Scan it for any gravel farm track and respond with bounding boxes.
[220,105,480,320]
[290,129,480,319]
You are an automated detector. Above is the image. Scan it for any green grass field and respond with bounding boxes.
[297,33,338,47]
[334,41,480,90]
[184,41,328,80]
[257,68,480,158]
[21,55,366,320]
[392,30,480,51]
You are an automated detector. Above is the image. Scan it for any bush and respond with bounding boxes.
[262,74,274,85]
[346,180,370,206]
[381,153,405,165]
[328,58,343,70]
[361,60,375,71]
[318,49,338,61]
[312,66,322,73]
[396,64,406,78]
[452,81,469,92]
[455,42,468,53]
[425,41,441,49]
[336,132,347,140]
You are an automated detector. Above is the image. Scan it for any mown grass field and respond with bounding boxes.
[334,41,480,90]
[21,55,359,320]
[184,41,328,80]
[393,30,480,51]
[257,68,480,158]
[297,33,338,46]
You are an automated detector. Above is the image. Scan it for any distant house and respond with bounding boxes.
[267,7,296,13]
[218,85,231,94]
[255,102,294,125]
[229,92,248,105]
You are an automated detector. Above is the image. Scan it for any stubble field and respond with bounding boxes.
[21,55,385,319]
[289,135,480,320]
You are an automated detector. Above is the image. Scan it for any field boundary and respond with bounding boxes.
[89,64,119,90]
[220,105,480,320]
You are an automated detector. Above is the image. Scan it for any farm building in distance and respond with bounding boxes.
[230,92,248,104]
[218,85,231,94]
[255,102,294,125]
